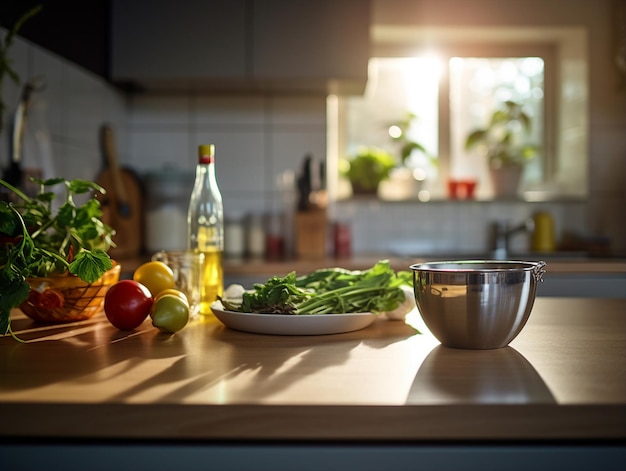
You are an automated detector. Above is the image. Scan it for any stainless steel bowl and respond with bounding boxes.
[410,261,546,350]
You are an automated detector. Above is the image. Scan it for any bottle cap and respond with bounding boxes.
[198,144,215,164]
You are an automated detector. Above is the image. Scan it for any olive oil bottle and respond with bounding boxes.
[187,144,224,314]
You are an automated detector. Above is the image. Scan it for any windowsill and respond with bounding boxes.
[334,195,587,204]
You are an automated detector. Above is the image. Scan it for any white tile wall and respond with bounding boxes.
[333,199,588,256]
[4,26,622,257]
[125,93,327,218]
[0,32,127,187]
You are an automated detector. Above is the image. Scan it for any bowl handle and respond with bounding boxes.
[532,261,547,282]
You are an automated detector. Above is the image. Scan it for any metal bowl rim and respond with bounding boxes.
[409,260,545,273]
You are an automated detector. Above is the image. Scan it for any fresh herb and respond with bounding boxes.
[0,4,42,133]
[220,260,412,315]
[0,177,115,338]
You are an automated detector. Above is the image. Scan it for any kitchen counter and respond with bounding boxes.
[220,256,626,299]
[222,254,626,276]
[117,254,626,279]
[1,298,624,450]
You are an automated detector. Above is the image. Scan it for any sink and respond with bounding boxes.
[402,251,625,263]
[505,252,626,263]
[389,241,591,262]
[503,251,591,261]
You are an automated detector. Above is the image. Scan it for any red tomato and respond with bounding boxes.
[104,280,153,330]
[39,289,65,309]
[26,289,65,309]
[27,290,40,305]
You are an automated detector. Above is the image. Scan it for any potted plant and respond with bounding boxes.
[0,5,41,135]
[0,177,118,339]
[342,146,396,195]
[464,100,538,198]
[388,112,431,167]
[380,111,437,200]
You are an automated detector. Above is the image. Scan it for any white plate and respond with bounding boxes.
[210,301,378,336]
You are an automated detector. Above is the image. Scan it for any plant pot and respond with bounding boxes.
[350,181,379,195]
[489,165,523,199]
[19,263,121,324]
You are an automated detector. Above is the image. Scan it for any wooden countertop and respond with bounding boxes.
[222,255,626,276]
[1,298,624,443]
[117,254,626,279]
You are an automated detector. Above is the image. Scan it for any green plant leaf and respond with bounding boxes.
[0,273,30,335]
[233,260,411,316]
[0,203,18,235]
[400,141,428,163]
[68,179,105,195]
[55,202,75,227]
[465,130,487,149]
[69,250,113,283]
[464,100,536,166]
[347,147,396,191]
[0,175,114,339]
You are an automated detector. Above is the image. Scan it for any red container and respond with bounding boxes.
[333,222,352,259]
[448,179,477,200]
[265,234,285,260]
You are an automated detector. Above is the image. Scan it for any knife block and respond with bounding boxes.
[295,209,328,259]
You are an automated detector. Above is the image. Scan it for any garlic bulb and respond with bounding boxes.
[223,283,246,302]
[384,285,416,320]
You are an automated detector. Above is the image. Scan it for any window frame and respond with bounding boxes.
[436,43,557,191]
[333,41,558,201]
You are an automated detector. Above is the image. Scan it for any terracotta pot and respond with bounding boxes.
[350,181,379,195]
[489,165,523,198]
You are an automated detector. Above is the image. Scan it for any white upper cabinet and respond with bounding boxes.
[111,0,370,94]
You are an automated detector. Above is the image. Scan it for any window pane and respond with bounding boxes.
[343,57,439,178]
[339,56,547,201]
[449,57,545,196]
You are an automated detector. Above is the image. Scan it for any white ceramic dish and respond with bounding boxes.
[210,301,378,336]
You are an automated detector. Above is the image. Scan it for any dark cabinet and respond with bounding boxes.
[111,0,247,86]
[1,0,109,79]
[251,0,370,92]
[110,0,370,94]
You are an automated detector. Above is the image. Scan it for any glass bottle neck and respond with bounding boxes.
[196,161,216,181]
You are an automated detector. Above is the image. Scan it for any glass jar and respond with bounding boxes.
[144,167,195,253]
[246,213,266,259]
[224,213,246,259]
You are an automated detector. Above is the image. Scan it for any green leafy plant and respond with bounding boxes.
[343,147,396,194]
[0,177,115,338]
[464,100,538,168]
[388,111,433,166]
[0,4,42,134]
[221,260,412,315]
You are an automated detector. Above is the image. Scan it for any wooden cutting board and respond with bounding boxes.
[96,124,143,260]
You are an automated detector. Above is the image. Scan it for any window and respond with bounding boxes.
[330,27,588,202]
[338,57,440,201]
[449,56,546,194]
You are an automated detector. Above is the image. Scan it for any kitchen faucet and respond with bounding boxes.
[490,218,535,260]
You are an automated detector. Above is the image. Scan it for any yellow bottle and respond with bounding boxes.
[194,249,223,314]
[531,211,556,253]
[188,145,224,314]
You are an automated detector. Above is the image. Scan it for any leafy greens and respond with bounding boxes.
[220,260,412,315]
[0,177,115,338]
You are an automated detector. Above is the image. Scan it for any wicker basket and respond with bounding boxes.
[20,263,121,323]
